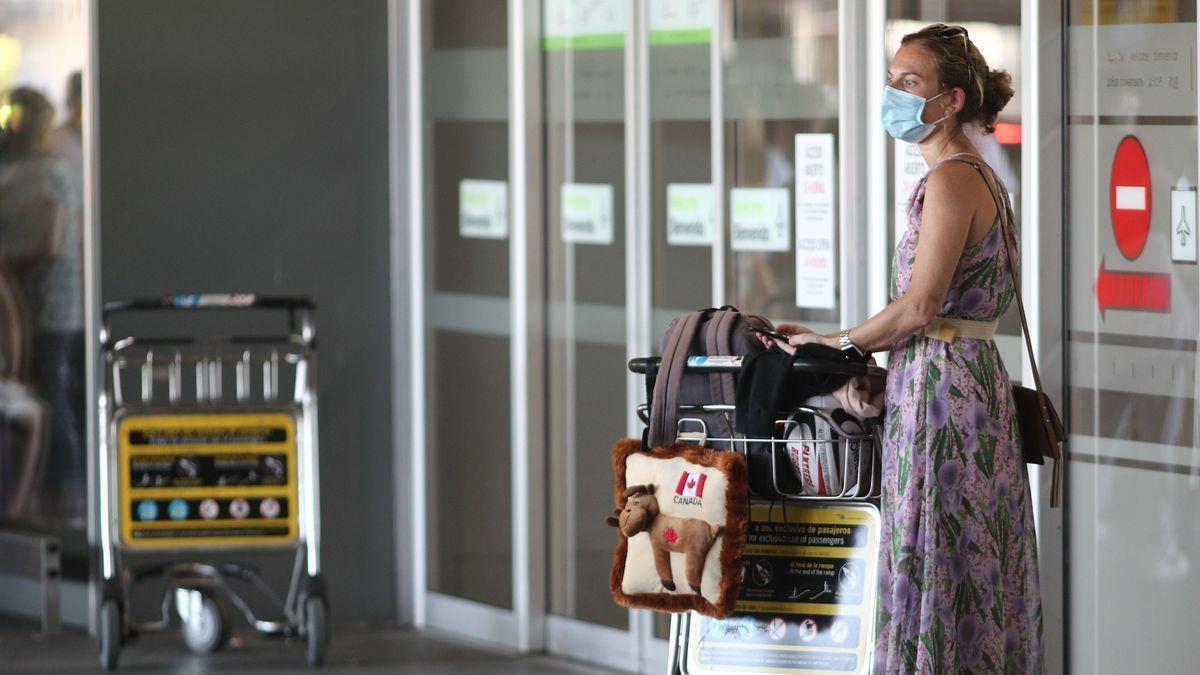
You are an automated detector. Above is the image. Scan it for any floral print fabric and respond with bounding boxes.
[873,160,1044,674]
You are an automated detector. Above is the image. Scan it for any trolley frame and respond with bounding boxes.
[95,294,328,669]
[629,354,887,675]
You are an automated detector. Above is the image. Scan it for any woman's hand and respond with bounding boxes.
[757,323,814,352]
[784,332,838,353]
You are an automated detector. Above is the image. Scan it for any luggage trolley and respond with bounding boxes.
[96,295,329,670]
[629,355,887,675]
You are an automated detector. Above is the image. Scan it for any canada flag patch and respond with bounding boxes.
[675,470,707,498]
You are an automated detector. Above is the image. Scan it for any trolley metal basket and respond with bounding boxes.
[629,355,886,502]
[95,295,328,670]
[629,354,887,675]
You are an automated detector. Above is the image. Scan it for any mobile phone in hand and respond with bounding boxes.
[750,325,791,343]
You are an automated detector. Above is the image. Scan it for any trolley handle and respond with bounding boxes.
[102,294,316,349]
[103,294,313,316]
[627,356,886,379]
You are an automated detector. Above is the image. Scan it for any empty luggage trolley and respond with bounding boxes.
[95,295,328,669]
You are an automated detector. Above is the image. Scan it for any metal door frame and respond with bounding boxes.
[1020,2,1066,673]
[401,0,547,652]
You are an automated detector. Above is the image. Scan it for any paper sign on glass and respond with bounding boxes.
[561,182,615,245]
[648,0,713,45]
[894,140,925,242]
[459,179,508,240]
[543,0,626,51]
[666,183,715,246]
[730,187,790,252]
[794,133,836,309]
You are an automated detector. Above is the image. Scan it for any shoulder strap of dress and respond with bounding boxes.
[926,151,984,175]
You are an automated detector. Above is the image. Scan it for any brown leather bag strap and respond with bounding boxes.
[650,310,705,447]
[946,157,1064,507]
[949,157,1051,406]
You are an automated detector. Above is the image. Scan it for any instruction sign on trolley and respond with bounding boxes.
[686,501,880,675]
[118,412,299,549]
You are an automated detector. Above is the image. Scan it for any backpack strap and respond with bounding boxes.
[649,310,706,448]
[707,309,738,439]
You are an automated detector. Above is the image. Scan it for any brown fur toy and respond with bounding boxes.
[606,439,748,618]
[606,484,724,593]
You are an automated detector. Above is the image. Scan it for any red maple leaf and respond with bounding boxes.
[686,478,696,489]
[663,527,679,544]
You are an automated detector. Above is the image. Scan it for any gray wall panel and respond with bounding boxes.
[98,0,394,623]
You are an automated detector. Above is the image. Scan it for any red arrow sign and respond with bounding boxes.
[1095,257,1170,317]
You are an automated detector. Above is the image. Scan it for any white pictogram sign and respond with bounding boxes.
[1171,181,1196,263]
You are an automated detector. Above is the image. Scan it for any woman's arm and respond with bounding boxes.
[780,163,979,354]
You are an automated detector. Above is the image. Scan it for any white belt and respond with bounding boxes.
[923,317,998,341]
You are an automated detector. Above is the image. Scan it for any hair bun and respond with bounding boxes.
[979,68,1014,134]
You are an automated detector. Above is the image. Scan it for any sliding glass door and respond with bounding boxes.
[1064,3,1200,673]
[417,0,516,636]
[410,1,867,669]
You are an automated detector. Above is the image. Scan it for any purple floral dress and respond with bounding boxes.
[873,157,1044,674]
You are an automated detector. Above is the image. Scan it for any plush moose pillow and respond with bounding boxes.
[606,438,748,618]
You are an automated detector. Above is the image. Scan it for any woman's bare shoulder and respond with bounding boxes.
[923,160,992,208]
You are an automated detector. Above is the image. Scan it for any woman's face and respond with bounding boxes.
[887,44,956,125]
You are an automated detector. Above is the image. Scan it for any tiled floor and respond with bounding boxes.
[0,618,622,674]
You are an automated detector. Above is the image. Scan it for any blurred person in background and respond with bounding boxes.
[49,71,83,174]
[0,86,84,524]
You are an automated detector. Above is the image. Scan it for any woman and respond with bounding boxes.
[770,24,1043,673]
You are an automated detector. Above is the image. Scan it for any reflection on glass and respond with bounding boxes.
[0,3,86,569]
[545,0,629,630]
[423,0,513,609]
[651,0,712,325]
[648,0,715,639]
[1065,3,1200,673]
[723,0,839,329]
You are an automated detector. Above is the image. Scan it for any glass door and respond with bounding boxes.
[1064,2,1200,673]
[411,1,1022,670]
[646,0,716,644]
[543,0,638,667]
[543,0,865,670]
[723,0,841,330]
[0,1,89,622]
[416,0,517,642]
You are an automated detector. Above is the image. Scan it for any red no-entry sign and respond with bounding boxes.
[1110,135,1152,260]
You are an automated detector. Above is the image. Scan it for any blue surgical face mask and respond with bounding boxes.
[881,86,950,143]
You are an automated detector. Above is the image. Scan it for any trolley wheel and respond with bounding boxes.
[98,599,121,671]
[177,589,229,655]
[304,595,329,667]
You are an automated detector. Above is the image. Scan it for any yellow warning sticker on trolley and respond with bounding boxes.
[118,412,299,549]
[687,501,880,675]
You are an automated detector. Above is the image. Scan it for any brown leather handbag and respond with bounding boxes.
[954,156,1065,507]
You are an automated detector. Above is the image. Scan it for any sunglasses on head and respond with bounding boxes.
[934,24,975,95]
